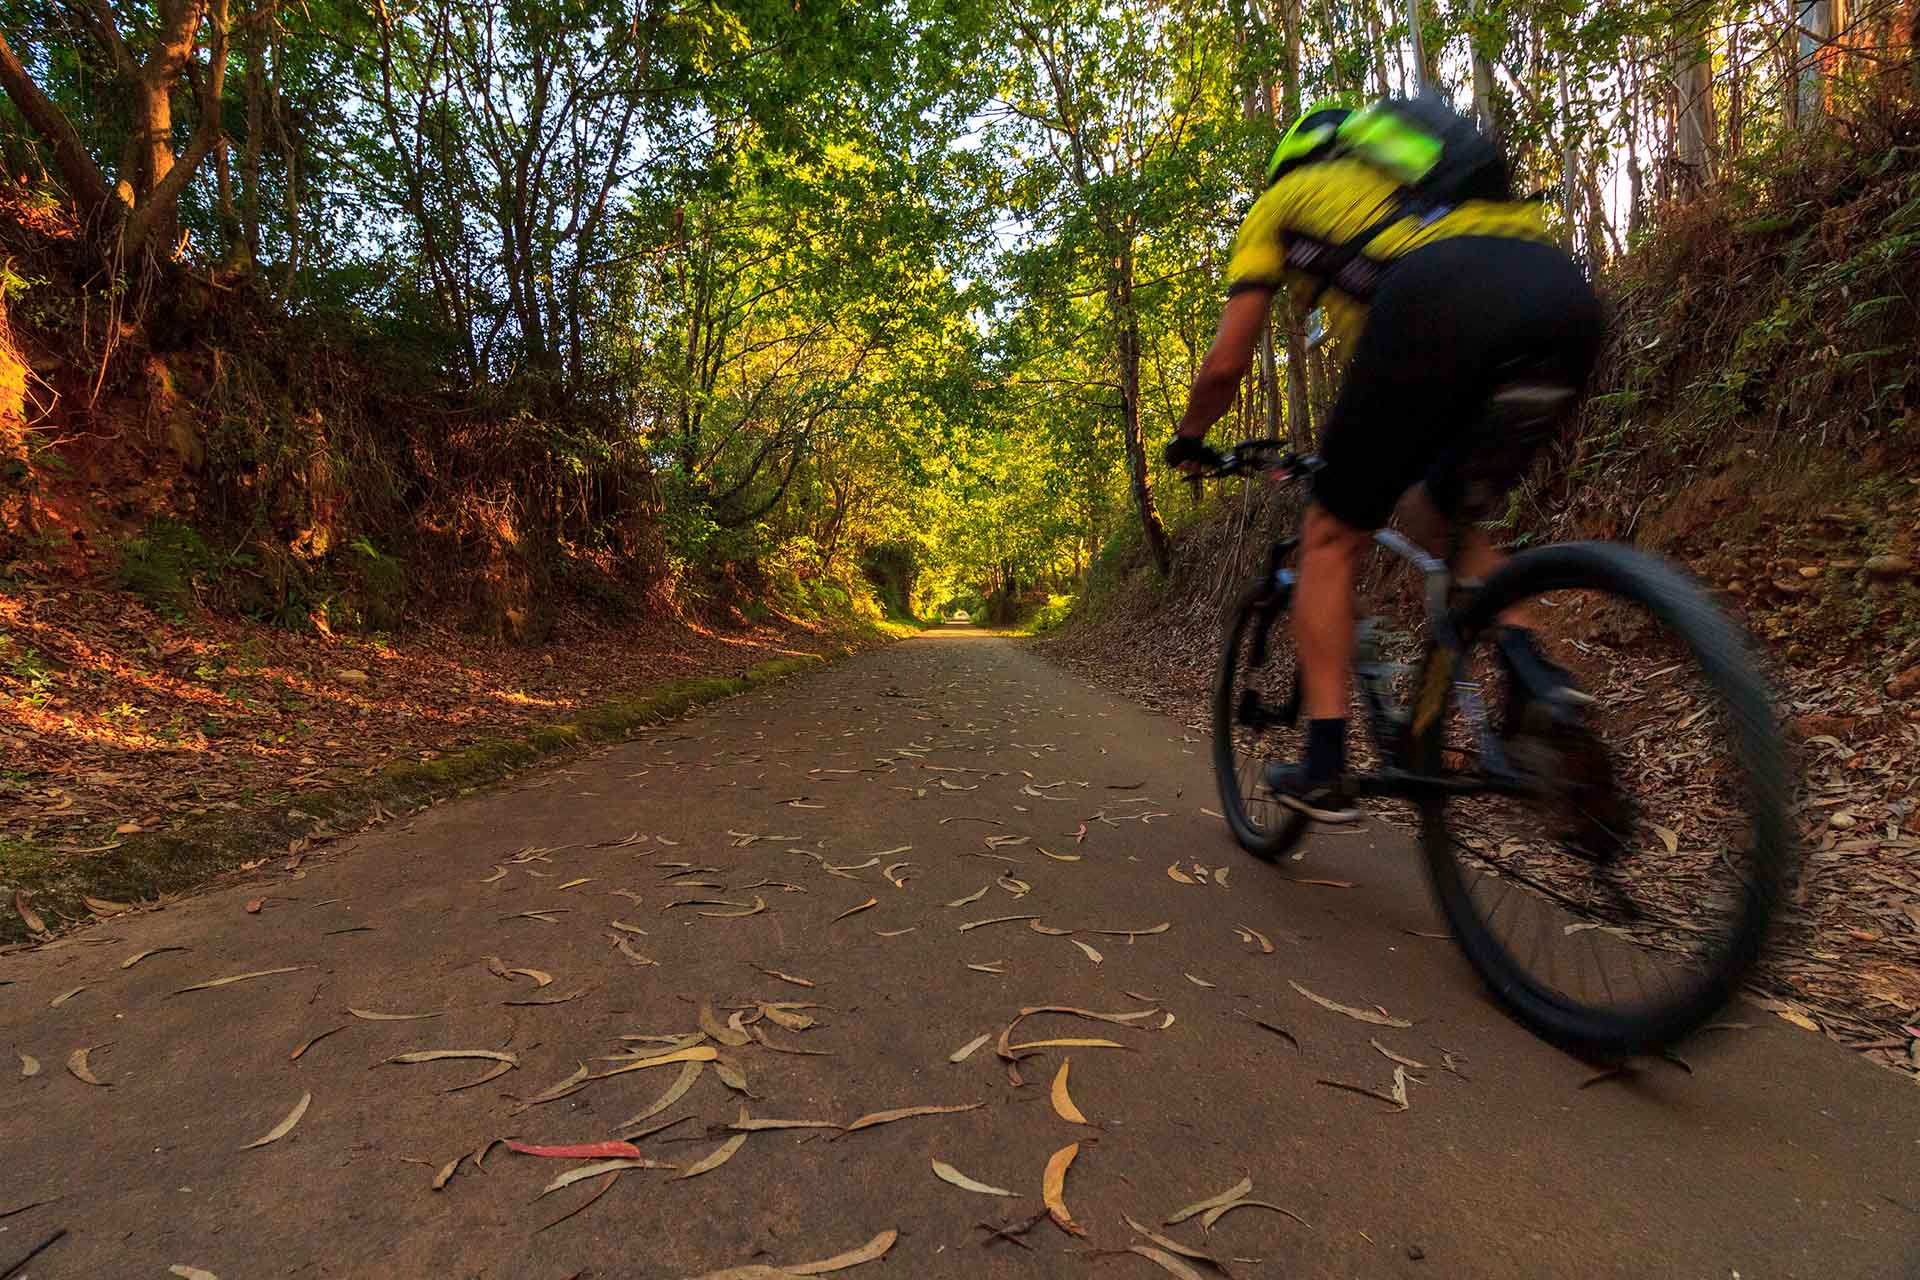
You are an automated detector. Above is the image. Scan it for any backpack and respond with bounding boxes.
[1282,94,1513,303]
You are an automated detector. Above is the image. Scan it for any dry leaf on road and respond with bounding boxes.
[932,1157,1014,1197]
[949,1033,990,1063]
[1051,1059,1088,1124]
[1042,1142,1084,1235]
[242,1091,312,1149]
[65,1047,106,1086]
[1165,1175,1253,1225]
[1288,980,1412,1028]
[842,1102,982,1133]
[172,965,309,994]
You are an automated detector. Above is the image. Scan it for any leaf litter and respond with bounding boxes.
[949,1033,991,1063]
[1051,1059,1089,1124]
[1042,1142,1084,1235]
[933,1157,1015,1197]
[348,1008,442,1022]
[543,1156,676,1195]
[675,1106,751,1180]
[289,1025,349,1061]
[1165,1175,1252,1225]
[120,945,188,969]
[172,965,309,994]
[842,1101,981,1133]
[688,1229,896,1279]
[242,1092,312,1149]
[1288,980,1412,1028]
[65,1046,106,1086]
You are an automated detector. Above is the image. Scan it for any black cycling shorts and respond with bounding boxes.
[1311,235,1604,531]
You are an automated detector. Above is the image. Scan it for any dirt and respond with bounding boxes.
[0,573,889,889]
[2,627,1915,1279]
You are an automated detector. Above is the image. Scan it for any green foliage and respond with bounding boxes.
[115,518,216,616]
[1022,593,1077,635]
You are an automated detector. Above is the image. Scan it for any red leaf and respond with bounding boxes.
[505,1139,641,1160]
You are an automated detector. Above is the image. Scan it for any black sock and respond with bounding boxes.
[1305,718,1348,786]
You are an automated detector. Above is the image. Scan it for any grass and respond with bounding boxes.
[0,648,857,944]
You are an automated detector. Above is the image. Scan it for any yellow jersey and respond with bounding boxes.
[1223,157,1554,347]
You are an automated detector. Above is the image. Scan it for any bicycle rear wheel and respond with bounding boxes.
[1417,541,1792,1058]
[1212,582,1310,860]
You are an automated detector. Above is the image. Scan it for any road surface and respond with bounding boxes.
[2,626,1915,1278]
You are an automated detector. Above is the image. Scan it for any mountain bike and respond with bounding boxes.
[1202,439,1792,1058]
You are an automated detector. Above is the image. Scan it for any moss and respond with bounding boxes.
[0,647,848,944]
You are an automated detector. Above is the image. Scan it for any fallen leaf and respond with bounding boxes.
[479,866,508,884]
[172,965,309,995]
[1278,876,1354,889]
[618,1059,703,1130]
[966,962,1007,974]
[1370,1038,1428,1070]
[675,1117,749,1180]
[1165,1175,1253,1225]
[833,897,878,922]
[382,1049,517,1077]
[950,1033,991,1063]
[1087,922,1170,938]
[244,897,268,914]
[1775,1007,1820,1032]
[507,910,566,924]
[613,935,657,966]
[780,1229,897,1275]
[169,1267,219,1280]
[65,1046,106,1086]
[750,964,814,988]
[289,1025,349,1061]
[701,1002,753,1046]
[1051,1059,1088,1124]
[19,1052,40,1077]
[504,967,554,987]
[505,986,592,1007]
[431,1157,461,1190]
[1121,1215,1224,1269]
[843,1102,982,1133]
[1038,847,1081,862]
[506,1139,641,1159]
[1166,864,1196,885]
[242,1091,312,1149]
[1069,939,1102,964]
[589,1045,718,1081]
[1652,823,1680,854]
[543,1156,675,1195]
[13,891,49,938]
[751,1025,831,1057]
[1007,1037,1126,1053]
[1029,921,1074,936]
[756,1002,817,1032]
[1200,1198,1310,1231]
[958,914,1039,932]
[710,1057,752,1094]
[700,897,768,919]
[556,878,593,891]
[873,927,917,937]
[83,896,131,916]
[348,1008,442,1022]
[1129,1245,1207,1280]
[1238,925,1274,954]
[120,946,188,969]
[48,984,88,1008]
[1288,980,1411,1028]
[933,1156,1015,1197]
[1184,973,1215,989]
[945,885,990,908]
[1042,1142,1083,1235]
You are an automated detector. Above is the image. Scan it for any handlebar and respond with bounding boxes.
[1194,440,1316,482]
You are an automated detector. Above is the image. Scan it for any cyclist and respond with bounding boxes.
[1166,96,1604,822]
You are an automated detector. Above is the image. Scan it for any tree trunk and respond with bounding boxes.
[1110,243,1170,577]
[1671,12,1717,184]
[0,33,114,217]
[1363,1,1392,95]
[1798,0,1834,122]
[1406,0,1431,94]
[1470,1,1498,136]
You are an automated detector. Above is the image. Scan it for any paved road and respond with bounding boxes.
[3,627,1915,1279]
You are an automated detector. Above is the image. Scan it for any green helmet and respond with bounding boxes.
[1265,104,1351,185]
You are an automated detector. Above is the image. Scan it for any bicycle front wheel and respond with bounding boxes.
[1212,582,1310,860]
[1417,541,1792,1058]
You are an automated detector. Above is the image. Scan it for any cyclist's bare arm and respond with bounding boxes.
[1175,287,1275,451]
